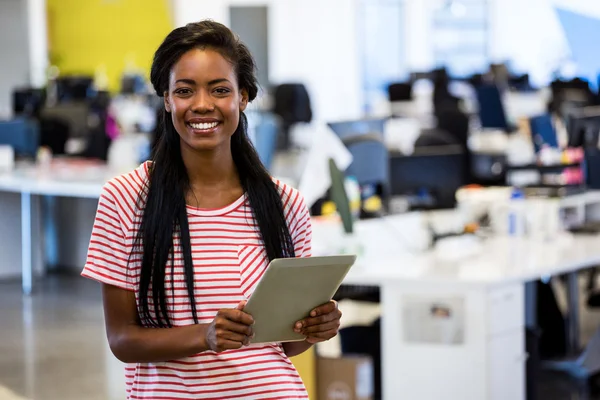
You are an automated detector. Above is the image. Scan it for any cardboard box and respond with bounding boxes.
[317,356,373,400]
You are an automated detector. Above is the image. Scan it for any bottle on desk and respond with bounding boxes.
[508,187,526,237]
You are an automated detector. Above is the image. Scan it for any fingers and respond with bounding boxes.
[309,300,337,318]
[212,338,247,352]
[296,307,341,331]
[236,300,247,311]
[218,329,253,345]
[216,318,254,337]
[305,329,339,344]
[301,319,340,335]
[218,308,254,326]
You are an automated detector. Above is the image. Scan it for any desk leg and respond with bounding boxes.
[567,271,580,354]
[21,191,32,295]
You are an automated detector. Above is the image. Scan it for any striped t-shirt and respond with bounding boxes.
[81,161,312,399]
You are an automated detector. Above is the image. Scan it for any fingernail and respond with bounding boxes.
[295,322,302,329]
[310,310,316,317]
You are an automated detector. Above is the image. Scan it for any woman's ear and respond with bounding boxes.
[164,93,171,112]
[239,89,248,112]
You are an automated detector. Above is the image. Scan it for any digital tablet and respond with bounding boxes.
[243,255,356,344]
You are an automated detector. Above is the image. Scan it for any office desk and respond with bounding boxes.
[0,162,118,294]
[314,216,600,400]
[2,163,600,400]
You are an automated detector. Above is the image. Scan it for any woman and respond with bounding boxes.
[82,20,342,399]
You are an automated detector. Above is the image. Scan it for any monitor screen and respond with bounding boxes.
[389,149,466,210]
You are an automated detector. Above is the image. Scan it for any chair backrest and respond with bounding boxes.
[475,84,509,130]
[0,118,39,158]
[436,109,470,147]
[252,113,280,170]
[387,82,413,102]
[272,83,312,124]
[342,134,389,193]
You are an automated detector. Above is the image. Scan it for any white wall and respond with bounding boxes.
[171,0,363,122]
[26,0,48,88]
[0,0,47,118]
[0,0,31,117]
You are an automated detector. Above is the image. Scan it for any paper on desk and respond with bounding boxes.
[297,123,352,208]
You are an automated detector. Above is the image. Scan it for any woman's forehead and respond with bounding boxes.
[170,48,236,85]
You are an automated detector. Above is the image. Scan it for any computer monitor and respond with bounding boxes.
[475,84,510,131]
[55,76,94,102]
[328,118,388,141]
[529,114,559,153]
[389,146,467,210]
[12,88,45,116]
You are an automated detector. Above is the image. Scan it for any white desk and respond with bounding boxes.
[313,216,600,400]
[2,163,599,400]
[0,162,118,294]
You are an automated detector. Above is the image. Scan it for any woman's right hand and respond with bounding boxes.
[204,301,254,353]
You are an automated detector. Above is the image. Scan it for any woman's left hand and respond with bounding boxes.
[294,300,342,344]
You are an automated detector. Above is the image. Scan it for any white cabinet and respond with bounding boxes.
[488,330,526,400]
[380,282,527,400]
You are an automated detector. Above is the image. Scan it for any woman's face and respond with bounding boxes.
[164,48,248,153]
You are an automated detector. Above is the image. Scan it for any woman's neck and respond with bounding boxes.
[180,143,239,189]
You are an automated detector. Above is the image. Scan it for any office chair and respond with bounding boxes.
[436,109,471,182]
[509,74,532,92]
[436,109,469,147]
[475,84,513,132]
[0,118,40,159]
[272,83,312,149]
[550,78,595,117]
[387,82,413,102]
[39,116,70,155]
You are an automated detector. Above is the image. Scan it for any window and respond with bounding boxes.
[432,0,489,77]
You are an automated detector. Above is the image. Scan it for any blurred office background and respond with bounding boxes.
[3,0,600,399]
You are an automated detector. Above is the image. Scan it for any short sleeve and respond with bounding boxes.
[81,184,135,291]
[290,194,312,258]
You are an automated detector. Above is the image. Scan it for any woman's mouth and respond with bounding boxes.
[187,121,220,133]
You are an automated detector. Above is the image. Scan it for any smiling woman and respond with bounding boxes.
[80,20,343,400]
[165,48,247,154]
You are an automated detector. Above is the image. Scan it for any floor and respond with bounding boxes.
[0,274,125,400]
[2,274,600,400]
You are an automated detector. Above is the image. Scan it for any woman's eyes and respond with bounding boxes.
[214,87,231,95]
[173,87,231,96]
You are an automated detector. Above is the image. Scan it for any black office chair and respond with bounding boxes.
[436,109,472,182]
[387,82,413,102]
[39,116,70,155]
[509,74,533,92]
[272,83,312,149]
[549,78,595,117]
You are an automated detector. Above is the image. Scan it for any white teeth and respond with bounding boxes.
[189,122,218,130]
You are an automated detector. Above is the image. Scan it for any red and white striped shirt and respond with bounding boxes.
[82,161,312,399]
